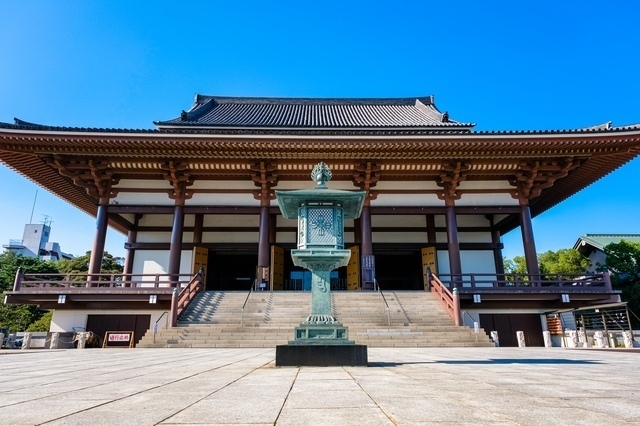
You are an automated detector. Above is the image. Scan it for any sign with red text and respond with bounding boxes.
[103,331,135,348]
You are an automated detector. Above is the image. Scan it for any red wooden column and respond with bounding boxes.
[445,203,462,282]
[164,161,193,283]
[193,213,204,244]
[123,214,141,276]
[360,205,373,256]
[258,204,270,269]
[519,204,540,277]
[252,161,277,285]
[88,203,108,277]
[168,202,185,279]
[426,214,437,244]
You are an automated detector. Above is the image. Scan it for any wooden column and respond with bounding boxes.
[445,204,462,280]
[360,205,373,256]
[123,214,141,276]
[426,214,437,244]
[88,202,109,281]
[193,213,204,244]
[123,229,137,276]
[258,204,270,268]
[519,204,540,277]
[168,203,185,279]
[492,228,505,276]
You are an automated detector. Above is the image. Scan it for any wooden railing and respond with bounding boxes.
[13,269,196,291]
[428,272,461,326]
[170,269,205,327]
[432,272,612,292]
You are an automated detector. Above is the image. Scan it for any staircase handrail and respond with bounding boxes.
[428,271,461,326]
[241,279,256,327]
[170,269,205,326]
[153,311,169,344]
[374,279,391,327]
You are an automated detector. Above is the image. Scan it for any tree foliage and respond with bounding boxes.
[57,251,123,275]
[0,252,58,332]
[1,251,123,332]
[603,240,640,323]
[503,249,590,277]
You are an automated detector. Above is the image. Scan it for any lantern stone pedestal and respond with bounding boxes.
[274,163,368,366]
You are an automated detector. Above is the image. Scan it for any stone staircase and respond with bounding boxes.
[137,290,495,348]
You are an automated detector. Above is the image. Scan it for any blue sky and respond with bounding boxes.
[1,1,639,260]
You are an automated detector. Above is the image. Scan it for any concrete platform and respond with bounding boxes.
[0,347,638,425]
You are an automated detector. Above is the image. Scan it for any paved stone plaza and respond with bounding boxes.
[0,347,638,425]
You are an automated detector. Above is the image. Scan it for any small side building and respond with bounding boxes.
[574,234,640,272]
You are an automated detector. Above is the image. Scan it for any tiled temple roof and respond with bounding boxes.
[154,95,474,130]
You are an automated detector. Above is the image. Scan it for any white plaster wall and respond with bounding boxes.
[188,193,256,206]
[203,231,259,243]
[456,215,491,227]
[204,215,258,227]
[276,232,297,244]
[189,180,256,190]
[277,217,297,227]
[373,193,443,207]
[456,194,518,206]
[371,215,426,227]
[114,179,173,189]
[50,309,170,333]
[458,232,493,243]
[139,215,174,226]
[373,181,440,190]
[435,250,496,277]
[373,231,429,243]
[457,181,514,190]
[131,250,193,280]
[114,193,174,205]
[137,232,172,243]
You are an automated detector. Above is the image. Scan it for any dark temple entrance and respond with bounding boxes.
[374,250,423,291]
[208,251,257,291]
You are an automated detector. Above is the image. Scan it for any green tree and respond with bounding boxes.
[538,249,591,276]
[0,252,59,332]
[26,311,53,332]
[603,240,640,324]
[57,251,123,275]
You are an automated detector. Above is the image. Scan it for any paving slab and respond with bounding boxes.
[0,347,639,425]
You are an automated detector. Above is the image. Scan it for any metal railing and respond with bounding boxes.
[241,279,257,327]
[427,272,460,326]
[13,270,197,291]
[434,272,612,292]
[374,279,391,327]
[153,312,169,344]
[170,270,206,327]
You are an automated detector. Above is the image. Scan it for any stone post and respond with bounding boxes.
[543,330,552,347]
[50,332,60,349]
[0,332,4,348]
[578,330,589,347]
[490,331,499,347]
[516,331,526,347]
[623,331,634,348]
[77,332,87,349]
[594,331,608,348]
[21,332,32,349]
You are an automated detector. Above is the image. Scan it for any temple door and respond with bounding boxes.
[270,245,284,291]
[421,246,438,290]
[192,246,208,280]
[347,245,360,290]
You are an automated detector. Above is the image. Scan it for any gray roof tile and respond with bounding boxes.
[155,95,474,129]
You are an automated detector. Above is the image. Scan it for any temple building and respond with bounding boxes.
[2,95,639,347]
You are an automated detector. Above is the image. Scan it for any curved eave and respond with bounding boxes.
[1,126,640,226]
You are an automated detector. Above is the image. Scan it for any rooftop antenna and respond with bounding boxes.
[41,214,52,228]
[29,189,38,224]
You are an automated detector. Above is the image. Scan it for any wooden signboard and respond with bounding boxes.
[102,331,135,348]
[347,246,360,290]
